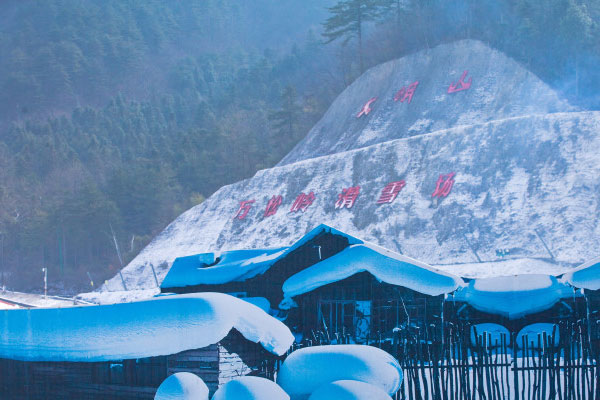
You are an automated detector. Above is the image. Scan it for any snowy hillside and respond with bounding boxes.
[279,40,571,165]
[100,40,600,293]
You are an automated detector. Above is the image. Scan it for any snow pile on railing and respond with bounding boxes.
[0,292,294,362]
[450,274,575,319]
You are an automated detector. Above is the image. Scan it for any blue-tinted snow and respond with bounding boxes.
[471,323,511,346]
[154,372,209,400]
[211,376,289,400]
[160,224,362,290]
[281,243,463,307]
[161,248,287,289]
[0,293,293,362]
[277,345,403,400]
[451,275,576,319]
[308,380,393,400]
[516,323,559,348]
[562,256,600,290]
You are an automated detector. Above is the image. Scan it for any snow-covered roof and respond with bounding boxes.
[161,248,287,289]
[281,243,464,305]
[160,224,362,290]
[562,256,600,291]
[0,292,293,362]
[450,274,576,319]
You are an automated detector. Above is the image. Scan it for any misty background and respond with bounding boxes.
[0,0,598,293]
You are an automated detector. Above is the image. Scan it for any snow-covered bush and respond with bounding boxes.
[308,380,393,400]
[277,345,402,400]
[154,372,208,400]
[211,376,289,400]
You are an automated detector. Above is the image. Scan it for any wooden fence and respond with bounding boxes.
[298,319,600,400]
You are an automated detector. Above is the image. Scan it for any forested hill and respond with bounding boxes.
[2,0,600,293]
[0,0,337,292]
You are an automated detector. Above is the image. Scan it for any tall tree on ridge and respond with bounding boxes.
[322,0,389,73]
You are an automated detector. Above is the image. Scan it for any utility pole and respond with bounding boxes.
[0,232,4,291]
[42,267,47,299]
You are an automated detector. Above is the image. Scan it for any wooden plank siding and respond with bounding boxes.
[0,330,272,399]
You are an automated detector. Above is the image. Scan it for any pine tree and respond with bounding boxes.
[322,0,389,73]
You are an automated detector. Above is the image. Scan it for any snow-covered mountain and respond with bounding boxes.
[100,40,600,293]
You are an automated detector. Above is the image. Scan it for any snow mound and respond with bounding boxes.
[277,345,402,400]
[516,323,559,348]
[308,380,392,400]
[471,323,510,346]
[281,243,462,307]
[211,376,289,400]
[76,288,160,304]
[0,293,293,361]
[155,372,209,400]
[450,275,575,319]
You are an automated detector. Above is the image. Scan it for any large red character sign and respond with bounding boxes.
[234,200,255,220]
[335,186,360,209]
[290,192,316,213]
[448,70,472,93]
[432,172,456,198]
[394,81,419,103]
[264,195,282,217]
[377,180,406,204]
[356,97,377,118]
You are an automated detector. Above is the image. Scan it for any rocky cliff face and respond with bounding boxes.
[101,40,600,292]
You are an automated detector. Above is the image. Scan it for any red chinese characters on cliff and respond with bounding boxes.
[264,195,283,217]
[394,81,419,103]
[448,70,472,93]
[431,172,456,198]
[335,186,361,209]
[377,180,406,204]
[290,192,316,213]
[356,97,377,118]
[234,200,255,220]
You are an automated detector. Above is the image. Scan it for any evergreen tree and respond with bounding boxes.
[322,0,389,72]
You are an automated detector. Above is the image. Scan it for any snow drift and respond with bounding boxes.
[277,345,402,400]
[154,372,209,400]
[0,293,294,361]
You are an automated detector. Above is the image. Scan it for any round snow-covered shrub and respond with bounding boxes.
[277,345,402,400]
[211,376,289,400]
[471,323,510,347]
[308,380,393,400]
[155,372,209,400]
[517,323,559,348]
